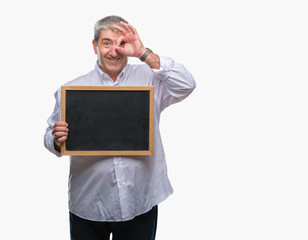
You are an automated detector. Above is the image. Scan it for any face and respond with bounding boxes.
[92,29,128,81]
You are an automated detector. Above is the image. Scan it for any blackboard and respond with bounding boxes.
[61,86,154,156]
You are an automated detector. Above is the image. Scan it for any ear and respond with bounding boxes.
[92,39,97,54]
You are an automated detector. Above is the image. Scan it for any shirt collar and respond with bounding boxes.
[95,61,129,83]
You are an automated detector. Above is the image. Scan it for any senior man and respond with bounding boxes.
[44,15,196,240]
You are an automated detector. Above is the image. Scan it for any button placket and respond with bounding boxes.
[114,157,124,188]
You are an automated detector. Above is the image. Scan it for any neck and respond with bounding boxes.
[98,65,119,82]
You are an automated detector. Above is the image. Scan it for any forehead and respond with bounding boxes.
[99,29,122,41]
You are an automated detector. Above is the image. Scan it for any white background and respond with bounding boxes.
[0,0,307,239]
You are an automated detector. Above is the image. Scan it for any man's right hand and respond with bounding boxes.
[52,121,69,152]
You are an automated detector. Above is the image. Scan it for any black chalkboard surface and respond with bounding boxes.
[61,86,154,156]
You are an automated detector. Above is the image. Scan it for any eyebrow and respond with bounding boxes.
[102,38,112,42]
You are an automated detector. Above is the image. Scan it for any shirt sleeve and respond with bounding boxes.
[152,56,196,111]
[44,88,62,157]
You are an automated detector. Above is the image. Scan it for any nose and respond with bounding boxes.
[110,46,118,57]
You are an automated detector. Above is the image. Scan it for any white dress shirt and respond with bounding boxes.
[44,56,196,221]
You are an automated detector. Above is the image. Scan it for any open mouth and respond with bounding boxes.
[107,56,121,62]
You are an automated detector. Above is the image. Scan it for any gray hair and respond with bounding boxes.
[94,15,128,43]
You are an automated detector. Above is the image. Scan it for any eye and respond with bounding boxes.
[103,42,111,47]
[120,41,125,46]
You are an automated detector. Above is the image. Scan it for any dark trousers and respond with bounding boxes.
[69,206,158,240]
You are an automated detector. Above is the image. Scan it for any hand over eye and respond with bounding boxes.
[113,22,146,59]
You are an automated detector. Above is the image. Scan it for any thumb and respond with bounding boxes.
[115,45,126,55]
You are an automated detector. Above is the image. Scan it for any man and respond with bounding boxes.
[44,15,196,240]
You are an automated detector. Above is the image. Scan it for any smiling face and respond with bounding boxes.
[92,29,128,81]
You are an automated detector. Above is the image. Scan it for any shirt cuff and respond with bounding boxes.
[45,131,62,157]
[151,56,175,81]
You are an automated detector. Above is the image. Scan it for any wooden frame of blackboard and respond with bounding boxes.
[61,86,154,156]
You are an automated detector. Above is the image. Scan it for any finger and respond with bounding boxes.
[113,24,127,34]
[52,126,69,135]
[115,45,126,55]
[52,122,68,133]
[122,22,137,35]
[120,22,134,34]
[56,135,67,143]
[54,136,67,148]
[52,123,68,131]
[115,35,126,47]
[52,126,69,132]
[54,121,68,128]
[54,131,68,140]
